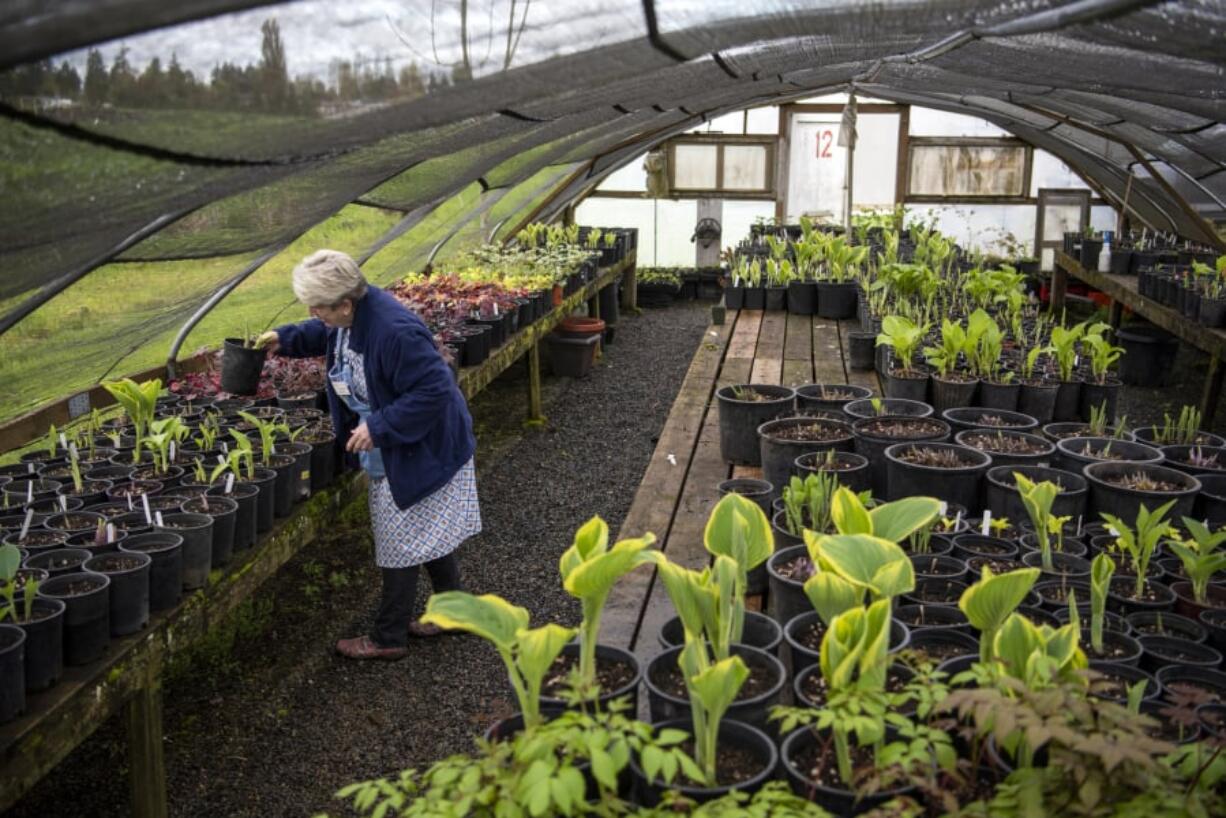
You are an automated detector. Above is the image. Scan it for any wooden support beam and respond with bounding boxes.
[1050,260,1068,316]
[127,662,167,818]
[526,341,544,425]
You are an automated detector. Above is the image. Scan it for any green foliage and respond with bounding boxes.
[1080,323,1124,383]
[1013,472,1061,572]
[422,592,575,731]
[923,318,969,378]
[1148,405,1204,445]
[1048,323,1084,383]
[101,377,161,463]
[1167,518,1226,604]
[0,542,34,622]
[1099,500,1177,599]
[1089,553,1115,654]
[959,566,1041,663]
[876,315,929,373]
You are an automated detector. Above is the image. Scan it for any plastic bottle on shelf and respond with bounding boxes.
[1098,230,1113,273]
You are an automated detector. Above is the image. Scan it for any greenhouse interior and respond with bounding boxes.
[3,1,1226,816]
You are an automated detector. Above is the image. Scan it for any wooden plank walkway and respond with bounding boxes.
[602,308,880,669]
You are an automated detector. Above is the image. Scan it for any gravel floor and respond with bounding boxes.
[7,299,713,818]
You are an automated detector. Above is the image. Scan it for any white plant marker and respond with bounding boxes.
[938,501,948,517]
[59,495,69,512]
[106,523,116,543]
[19,508,34,541]
[224,474,235,494]
[981,509,992,536]
[141,492,152,525]
[155,511,164,528]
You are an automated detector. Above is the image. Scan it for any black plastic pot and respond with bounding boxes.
[83,551,151,636]
[658,610,782,655]
[158,513,213,590]
[942,407,1038,434]
[37,571,110,665]
[930,375,979,414]
[266,453,298,518]
[1021,550,1091,579]
[1156,666,1226,700]
[893,603,970,632]
[1018,380,1059,424]
[1088,661,1160,703]
[955,429,1054,469]
[1106,576,1176,616]
[1139,635,1223,674]
[181,495,238,568]
[816,280,857,319]
[1033,579,1091,611]
[305,431,337,492]
[882,368,929,402]
[978,379,1021,412]
[1078,378,1122,424]
[758,417,853,501]
[1126,611,1207,643]
[1083,461,1200,522]
[1048,377,1082,422]
[1159,445,1226,477]
[630,719,778,806]
[843,397,933,419]
[243,468,278,533]
[120,532,183,612]
[1076,627,1143,666]
[884,442,991,510]
[784,610,910,675]
[279,441,313,501]
[25,547,90,577]
[539,643,642,715]
[793,451,871,494]
[1199,609,1226,658]
[794,384,873,417]
[724,284,745,310]
[0,625,25,723]
[645,644,785,733]
[1054,436,1164,477]
[221,339,267,396]
[902,578,968,607]
[14,597,64,692]
[1117,325,1180,386]
[1132,426,1225,448]
[764,285,787,311]
[853,416,950,497]
[716,385,795,465]
[847,331,877,370]
[766,545,811,625]
[780,725,913,815]
[209,482,258,550]
[912,553,969,582]
[952,533,1019,561]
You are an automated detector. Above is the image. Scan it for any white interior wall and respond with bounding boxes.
[578,100,1109,262]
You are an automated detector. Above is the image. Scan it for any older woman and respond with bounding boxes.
[257,249,480,660]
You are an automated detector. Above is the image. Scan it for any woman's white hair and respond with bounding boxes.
[292,249,368,307]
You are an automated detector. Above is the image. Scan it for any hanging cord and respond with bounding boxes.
[641,0,689,62]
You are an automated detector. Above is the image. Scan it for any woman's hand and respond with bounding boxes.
[347,422,374,452]
[255,330,280,355]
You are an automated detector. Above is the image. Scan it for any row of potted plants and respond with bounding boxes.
[0,376,342,723]
[326,492,1225,816]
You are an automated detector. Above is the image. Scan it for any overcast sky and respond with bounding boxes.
[60,0,648,83]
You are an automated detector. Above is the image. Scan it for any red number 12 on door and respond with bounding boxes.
[816,129,833,159]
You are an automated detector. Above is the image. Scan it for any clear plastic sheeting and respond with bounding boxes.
[1,0,1225,423]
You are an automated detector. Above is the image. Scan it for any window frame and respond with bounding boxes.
[904,136,1034,204]
[665,134,776,200]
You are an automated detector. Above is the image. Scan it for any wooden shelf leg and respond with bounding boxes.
[127,667,167,818]
[621,264,638,313]
[1051,260,1068,317]
[1201,353,1223,427]
[525,340,545,427]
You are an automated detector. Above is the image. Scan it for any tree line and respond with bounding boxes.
[0,19,455,116]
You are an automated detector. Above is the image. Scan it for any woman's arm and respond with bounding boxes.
[364,326,456,447]
[273,318,330,358]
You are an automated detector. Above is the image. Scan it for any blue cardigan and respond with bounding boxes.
[275,286,476,510]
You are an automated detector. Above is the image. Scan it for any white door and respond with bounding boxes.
[786,115,846,223]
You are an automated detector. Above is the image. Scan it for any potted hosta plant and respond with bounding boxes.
[924,317,977,413]
[876,315,931,402]
[1078,323,1125,422]
[1018,343,1059,423]
[1167,518,1226,618]
[1045,323,1084,422]
[1100,501,1178,615]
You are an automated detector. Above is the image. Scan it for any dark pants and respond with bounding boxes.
[371,553,462,648]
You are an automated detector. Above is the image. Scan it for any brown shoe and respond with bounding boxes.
[335,635,408,661]
[407,620,445,638]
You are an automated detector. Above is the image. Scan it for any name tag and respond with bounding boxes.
[331,378,351,397]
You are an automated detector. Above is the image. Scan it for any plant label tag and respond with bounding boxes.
[331,379,351,398]
[27,481,33,504]
[217,454,227,466]
[68,442,78,461]
[19,508,34,541]
[59,495,68,512]
[155,511,164,528]
[59,433,68,450]
[221,442,229,454]
[981,510,992,535]
[1076,515,1083,537]
[27,462,34,474]
[1107,526,1119,537]
[1074,355,1080,367]
[225,474,235,494]
[141,493,152,524]
[938,501,948,516]
[127,494,134,511]
[169,442,176,463]
[954,510,963,528]
[107,523,116,543]
[300,470,310,481]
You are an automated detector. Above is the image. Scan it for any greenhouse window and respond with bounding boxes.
[906,137,1032,202]
[666,135,775,199]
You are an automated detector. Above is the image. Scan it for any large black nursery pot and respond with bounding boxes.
[1132,425,1225,448]
[209,482,259,550]
[723,283,745,310]
[784,610,909,676]
[181,494,238,568]
[243,467,278,534]
[853,416,950,497]
[1126,610,1204,642]
[658,610,783,655]
[1018,379,1060,424]
[847,331,877,370]
[37,571,110,666]
[942,407,1038,434]
[743,285,765,310]
[955,429,1054,469]
[1200,609,1226,658]
[758,417,853,501]
[780,725,914,816]
[906,627,979,665]
[767,544,812,625]
[1139,635,1223,675]
[266,453,299,518]
[0,625,26,724]
[1053,436,1163,477]
[1078,378,1122,423]
[121,532,183,612]
[882,366,930,402]
[84,551,151,636]
[629,719,778,807]
[716,385,795,466]
[538,643,642,716]
[1047,376,1083,422]
[787,280,817,315]
[158,512,214,590]
[1083,461,1200,522]
[816,280,858,319]
[279,441,314,501]
[764,285,787,311]
[794,451,871,494]
[978,377,1021,412]
[794,384,873,417]
[645,644,786,734]
[220,338,267,396]
[14,597,65,692]
[1117,325,1180,386]
[1088,662,1160,704]
[884,442,991,511]
[303,429,338,492]
[843,397,933,419]
[930,374,978,414]
[1159,445,1226,477]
